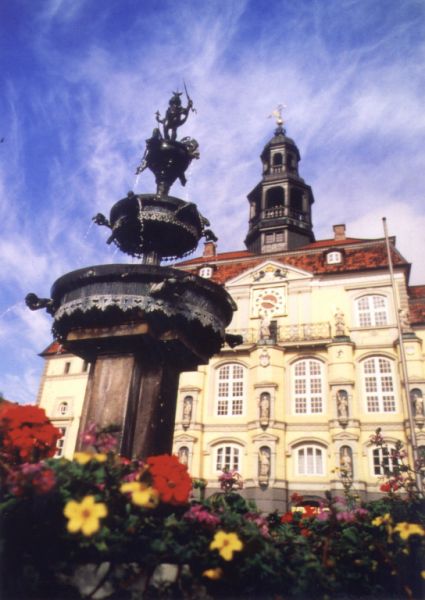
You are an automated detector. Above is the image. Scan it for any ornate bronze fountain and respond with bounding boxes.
[26,91,238,457]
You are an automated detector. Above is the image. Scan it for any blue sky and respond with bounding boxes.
[1,0,424,404]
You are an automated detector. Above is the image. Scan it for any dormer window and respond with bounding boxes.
[326,251,342,265]
[199,266,213,279]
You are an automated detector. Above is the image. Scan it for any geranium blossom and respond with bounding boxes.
[184,504,221,527]
[0,405,61,462]
[64,495,107,536]
[210,531,243,561]
[147,454,192,504]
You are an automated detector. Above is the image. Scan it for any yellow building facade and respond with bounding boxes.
[37,124,425,511]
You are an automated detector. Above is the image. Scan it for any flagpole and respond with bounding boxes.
[382,217,422,492]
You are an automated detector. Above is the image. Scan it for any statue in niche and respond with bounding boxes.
[337,390,349,419]
[258,447,271,482]
[182,395,193,428]
[399,309,410,332]
[178,447,189,466]
[334,307,345,336]
[411,389,424,417]
[340,446,353,477]
[259,313,271,340]
[259,392,271,421]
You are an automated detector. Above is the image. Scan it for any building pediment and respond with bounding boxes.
[252,432,279,443]
[226,260,312,287]
[331,431,359,442]
[174,434,197,443]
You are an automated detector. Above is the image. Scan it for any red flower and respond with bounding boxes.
[147,454,192,505]
[300,527,311,537]
[0,405,61,464]
[281,511,294,524]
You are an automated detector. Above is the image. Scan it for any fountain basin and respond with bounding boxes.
[49,264,235,366]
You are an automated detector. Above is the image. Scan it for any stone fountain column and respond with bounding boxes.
[26,92,239,458]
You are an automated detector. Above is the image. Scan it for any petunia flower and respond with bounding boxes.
[64,495,107,536]
[210,531,243,561]
[393,522,425,540]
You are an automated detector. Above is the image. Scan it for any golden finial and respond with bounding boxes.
[268,103,287,127]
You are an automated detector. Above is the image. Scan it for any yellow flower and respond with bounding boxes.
[372,513,392,527]
[73,452,93,465]
[73,452,107,464]
[210,531,243,561]
[64,495,107,536]
[120,481,159,509]
[393,522,425,540]
[94,453,107,462]
[202,568,223,580]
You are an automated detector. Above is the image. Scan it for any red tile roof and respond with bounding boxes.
[409,285,425,325]
[39,341,68,356]
[177,238,410,285]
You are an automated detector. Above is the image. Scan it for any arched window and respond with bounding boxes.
[296,444,325,476]
[272,153,283,166]
[216,363,246,416]
[292,358,325,414]
[355,295,388,327]
[372,446,398,476]
[265,187,284,209]
[215,444,241,472]
[362,357,396,413]
[290,189,303,213]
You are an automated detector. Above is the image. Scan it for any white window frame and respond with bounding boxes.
[371,446,398,476]
[216,363,246,416]
[54,425,68,458]
[292,358,325,415]
[215,444,242,472]
[355,294,388,328]
[326,251,342,264]
[199,266,213,278]
[362,357,397,413]
[296,444,325,476]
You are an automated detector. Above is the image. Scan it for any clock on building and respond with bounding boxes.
[251,286,286,317]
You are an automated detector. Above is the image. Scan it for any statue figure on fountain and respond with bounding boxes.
[136,87,200,197]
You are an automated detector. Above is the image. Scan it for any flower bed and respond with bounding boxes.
[0,404,424,599]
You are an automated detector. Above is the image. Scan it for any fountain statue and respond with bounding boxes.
[26,90,238,458]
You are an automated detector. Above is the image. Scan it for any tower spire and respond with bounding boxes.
[245,122,315,254]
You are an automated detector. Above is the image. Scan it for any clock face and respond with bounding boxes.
[252,286,286,317]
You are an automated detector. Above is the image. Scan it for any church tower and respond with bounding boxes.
[245,115,315,254]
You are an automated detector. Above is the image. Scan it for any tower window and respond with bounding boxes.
[290,189,303,213]
[64,361,71,374]
[272,153,283,168]
[265,187,284,209]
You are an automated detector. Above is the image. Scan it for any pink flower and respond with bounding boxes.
[183,504,221,527]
